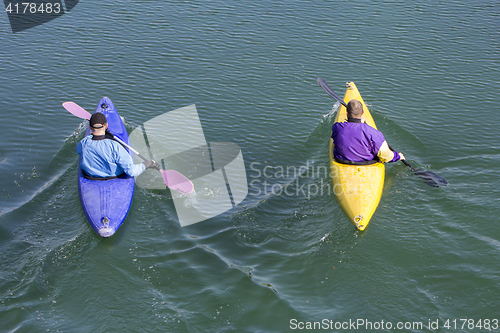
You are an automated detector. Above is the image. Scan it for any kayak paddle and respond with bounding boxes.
[400,159,448,188]
[317,78,348,108]
[62,102,194,193]
[317,78,448,188]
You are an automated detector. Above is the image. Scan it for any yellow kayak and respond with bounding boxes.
[329,82,384,230]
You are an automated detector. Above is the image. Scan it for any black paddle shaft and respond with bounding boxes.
[317,78,347,107]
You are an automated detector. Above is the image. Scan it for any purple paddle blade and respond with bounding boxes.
[63,102,92,120]
[161,169,194,194]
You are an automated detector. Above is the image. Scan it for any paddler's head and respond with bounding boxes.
[346,100,364,118]
[89,113,108,135]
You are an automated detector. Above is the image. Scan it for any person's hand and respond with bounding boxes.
[143,159,160,170]
[399,153,405,160]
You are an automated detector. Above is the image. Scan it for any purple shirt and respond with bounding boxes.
[331,120,399,163]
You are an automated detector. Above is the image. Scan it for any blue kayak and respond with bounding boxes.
[78,97,135,237]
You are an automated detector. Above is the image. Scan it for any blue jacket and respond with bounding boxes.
[76,135,145,178]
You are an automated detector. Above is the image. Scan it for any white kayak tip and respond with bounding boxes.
[354,215,366,230]
[98,226,116,238]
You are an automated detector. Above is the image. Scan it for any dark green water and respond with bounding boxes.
[1,1,499,332]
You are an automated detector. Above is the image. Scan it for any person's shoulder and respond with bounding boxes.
[332,121,348,129]
[362,124,385,139]
[106,137,120,144]
[331,122,345,134]
[105,138,122,148]
[79,135,92,144]
[106,139,128,154]
[361,123,381,132]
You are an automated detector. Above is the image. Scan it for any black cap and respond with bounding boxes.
[89,113,107,129]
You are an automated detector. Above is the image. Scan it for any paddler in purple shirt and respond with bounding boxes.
[331,99,405,164]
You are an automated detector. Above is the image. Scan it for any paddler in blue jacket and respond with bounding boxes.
[331,99,405,163]
[76,113,158,178]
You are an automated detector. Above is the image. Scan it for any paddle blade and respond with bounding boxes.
[62,102,91,120]
[317,78,348,107]
[413,170,448,187]
[401,159,447,187]
[161,170,194,194]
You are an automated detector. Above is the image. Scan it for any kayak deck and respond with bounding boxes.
[78,97,135,237]
[329,82,385,230]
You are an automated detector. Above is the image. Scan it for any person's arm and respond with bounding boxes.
[75,141,83,155]
[114,144,146,177]
[377,141,404,163]
[330,123,337,139]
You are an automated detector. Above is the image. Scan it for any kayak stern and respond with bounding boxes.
[98,225,116,238]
